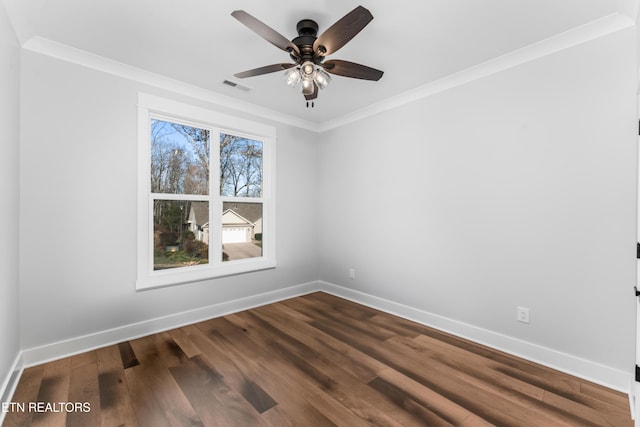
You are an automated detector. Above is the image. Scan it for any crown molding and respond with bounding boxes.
[319,12,635,132]
[21,12,633,134]
[21,36,323,133]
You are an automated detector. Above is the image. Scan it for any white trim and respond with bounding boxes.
[21,14,633,134]
[0,352,24,426]
[21,281,320,368]
[318,281,633,395]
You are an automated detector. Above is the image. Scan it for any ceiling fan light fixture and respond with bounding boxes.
[315,68,331,89]
[301,61,315,78]
[301,78,315,95]
[284,67,301,86]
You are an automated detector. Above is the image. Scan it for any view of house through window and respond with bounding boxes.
[222,202,263,261]
[149,121,264,270]
[138,94,274,289]
[220,132,263,262]
[153,200,210,270]
[151,119,211,270]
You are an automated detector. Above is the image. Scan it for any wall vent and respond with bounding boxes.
[222,80,251,92]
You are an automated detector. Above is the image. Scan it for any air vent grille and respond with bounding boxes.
[222,80,251,92]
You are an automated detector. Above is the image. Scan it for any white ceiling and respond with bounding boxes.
[3,0,638,127]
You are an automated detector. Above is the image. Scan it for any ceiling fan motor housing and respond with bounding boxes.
[292,19,323,63]
[296,19,318,36]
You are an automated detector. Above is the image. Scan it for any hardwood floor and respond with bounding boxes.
[3,292,633,426]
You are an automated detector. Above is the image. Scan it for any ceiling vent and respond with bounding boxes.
[222,80,251,92]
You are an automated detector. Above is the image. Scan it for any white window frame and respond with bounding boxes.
[136,93,276,290]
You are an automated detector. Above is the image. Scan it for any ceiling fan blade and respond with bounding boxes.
[234,63,295,79]
[231,10,300,56]
[322,60,383,81]
[304,82,319,100]
[313,6,373,56]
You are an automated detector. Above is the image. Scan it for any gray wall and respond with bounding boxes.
[18,50,320,349]
[318,28,637,373]
[0,0,21,398]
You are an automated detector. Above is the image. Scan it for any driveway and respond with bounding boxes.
[223,242,262,261]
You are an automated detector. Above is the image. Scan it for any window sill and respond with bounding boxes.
[136,258,276,291]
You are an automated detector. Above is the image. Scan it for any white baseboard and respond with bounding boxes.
[318,281,633,395]
[21,281,320,367]
[0,352,24,426]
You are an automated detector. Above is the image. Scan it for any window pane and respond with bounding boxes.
[151,119,210,195]
[153,200,209,270]
[220,133,262,197]
[221,202,263,262]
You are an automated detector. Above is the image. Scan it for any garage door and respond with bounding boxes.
[223,227,247,243]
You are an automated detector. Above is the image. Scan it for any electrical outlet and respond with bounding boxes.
[517,306,530,324]
[349,268,356,279]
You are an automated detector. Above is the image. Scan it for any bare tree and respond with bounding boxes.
[171,123,209,195]
[150,121,187,194]
[220,134,262,197]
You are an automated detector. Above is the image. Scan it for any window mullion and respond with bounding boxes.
[210,128,222,264]
[151,193,208,201]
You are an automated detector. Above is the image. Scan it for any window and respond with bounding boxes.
[137,94,276,290]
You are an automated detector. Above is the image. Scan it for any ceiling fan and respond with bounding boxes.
[231,6,384,107]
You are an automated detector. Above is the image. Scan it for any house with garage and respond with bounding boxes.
[187,202,210,244]
[222,202,263,244]
[187,202,263,244]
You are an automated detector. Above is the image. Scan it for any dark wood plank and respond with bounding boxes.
[124,355,203,427]
[375,367,491,426]
[189,318,373,426]
[302,303,581,426]
[2,365,44,427]
[406,334,595,426]
[168,327,201,359]
[183,323,291,426]
[70,350,96,370]
[66,362,100,427]
[283,295,398,342]
[580,381,631,411]
[168,353,265,426]
[129,332,188,369]
[192,318,294,416]
[31,357,71,427]
[409,334,546,400]
[227,310,442,426]
[117,341,139,369]
[367,376,457,427]
[96,344,139,427]
[250,302,384,383]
